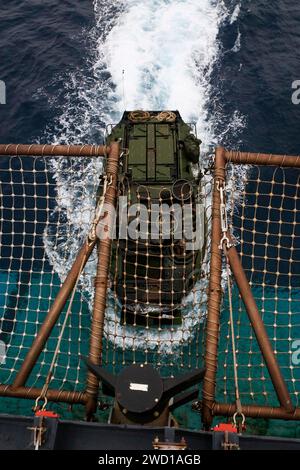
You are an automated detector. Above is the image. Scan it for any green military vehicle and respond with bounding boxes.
[106,110,206,326]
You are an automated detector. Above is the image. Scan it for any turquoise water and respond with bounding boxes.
[0,269,299,437]
[214,284,300,438]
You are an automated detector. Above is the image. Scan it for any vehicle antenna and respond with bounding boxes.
[122,69,127,111]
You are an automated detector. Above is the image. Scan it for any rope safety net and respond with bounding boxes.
[1,149,300,427]
[0,154,103,396]
[0,152,211,416]
[216,163,300,409]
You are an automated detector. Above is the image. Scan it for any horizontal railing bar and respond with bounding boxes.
[0,144,110,157]
[0,385,87,404]
[225,150,300,167]
[213,402,300,420]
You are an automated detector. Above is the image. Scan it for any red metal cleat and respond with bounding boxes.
[35,410,59,419]
[212,423,238,433]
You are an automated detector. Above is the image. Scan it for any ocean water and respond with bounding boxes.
[0,0,300,438]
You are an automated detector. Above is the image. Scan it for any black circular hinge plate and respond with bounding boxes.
[116,364,163,414]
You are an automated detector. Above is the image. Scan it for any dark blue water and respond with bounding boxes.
[0,0,300,438]
[0,0,95,142]
[1,0,300,150]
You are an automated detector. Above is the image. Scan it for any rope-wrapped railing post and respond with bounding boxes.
[202,147,226,429]
[225,150,300,167]
[85,141,121,420]
[0,385,87,404]
[0,144,110,157]
[213,403,300,421]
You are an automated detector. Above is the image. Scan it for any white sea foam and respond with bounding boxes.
[94,0,228,150]
[44,0,246,355]
[232,29,241,52]
[230,3,241,24]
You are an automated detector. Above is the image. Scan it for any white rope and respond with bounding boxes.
[218,178,245,429]
[224,245,245,429]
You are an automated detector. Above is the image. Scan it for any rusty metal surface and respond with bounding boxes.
[85,141,121,418]
[202,147,226,429]
[225,150,300,167]
[0,144,109,157]
[0,385,86,404]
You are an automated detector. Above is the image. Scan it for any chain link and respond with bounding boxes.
[217,180,232,250]
[217,178,245,432]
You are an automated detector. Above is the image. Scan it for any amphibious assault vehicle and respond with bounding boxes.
[106,110,206,326]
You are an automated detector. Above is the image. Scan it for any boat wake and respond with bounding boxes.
[43,0,245,354]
